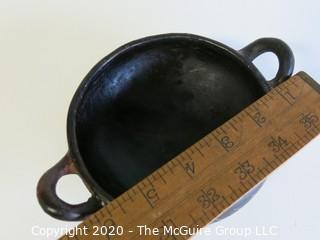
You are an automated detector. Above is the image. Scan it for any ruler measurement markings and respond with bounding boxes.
[146,177,154,188]
[215,128,223,135]
[170,159,177,167]
[275,86,295,105]
[201,137,211,147]
[228,120,239,132]
[193,144,205,157]
[251,103,261,113]
[157,171,167,184]
[141,142,278,236]
[137,185,155,209]
[115,199,126,214]
[188,147,194,155]
[258,97,269,108]
[128,140,274,239]
[103,206,113,218]
[152,173,158,182]
[98,210,105,219]
[126,191,134,203]
[176,157,193,179]
[137,106,318,233]
[110,94,318,235]
[166,163,175,174]
[118,87,320,230]
[197,141,204,148]
[183,151,193,162]
[245,109,263,127]
[220,126,227,134]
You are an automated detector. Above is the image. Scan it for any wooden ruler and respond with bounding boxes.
[61,72,320,240]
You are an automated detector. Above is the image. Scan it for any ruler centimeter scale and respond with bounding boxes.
[61,72,320,240]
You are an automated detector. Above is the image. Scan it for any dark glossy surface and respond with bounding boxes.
[76,38,266,197]
[37,33,294,221]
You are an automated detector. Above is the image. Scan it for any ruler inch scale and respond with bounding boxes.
[61,72,320,240]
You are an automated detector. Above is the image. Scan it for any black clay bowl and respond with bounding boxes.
[37,33,294,221]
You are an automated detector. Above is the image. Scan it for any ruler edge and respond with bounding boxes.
[297,71,320,93]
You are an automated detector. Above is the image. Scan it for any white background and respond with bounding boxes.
[0,0,319,239]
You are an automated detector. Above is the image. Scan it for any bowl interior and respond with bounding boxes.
[75,36,265,198]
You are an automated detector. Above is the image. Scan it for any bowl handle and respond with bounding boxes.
[239,38,295,89]
[37,153,102,221]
